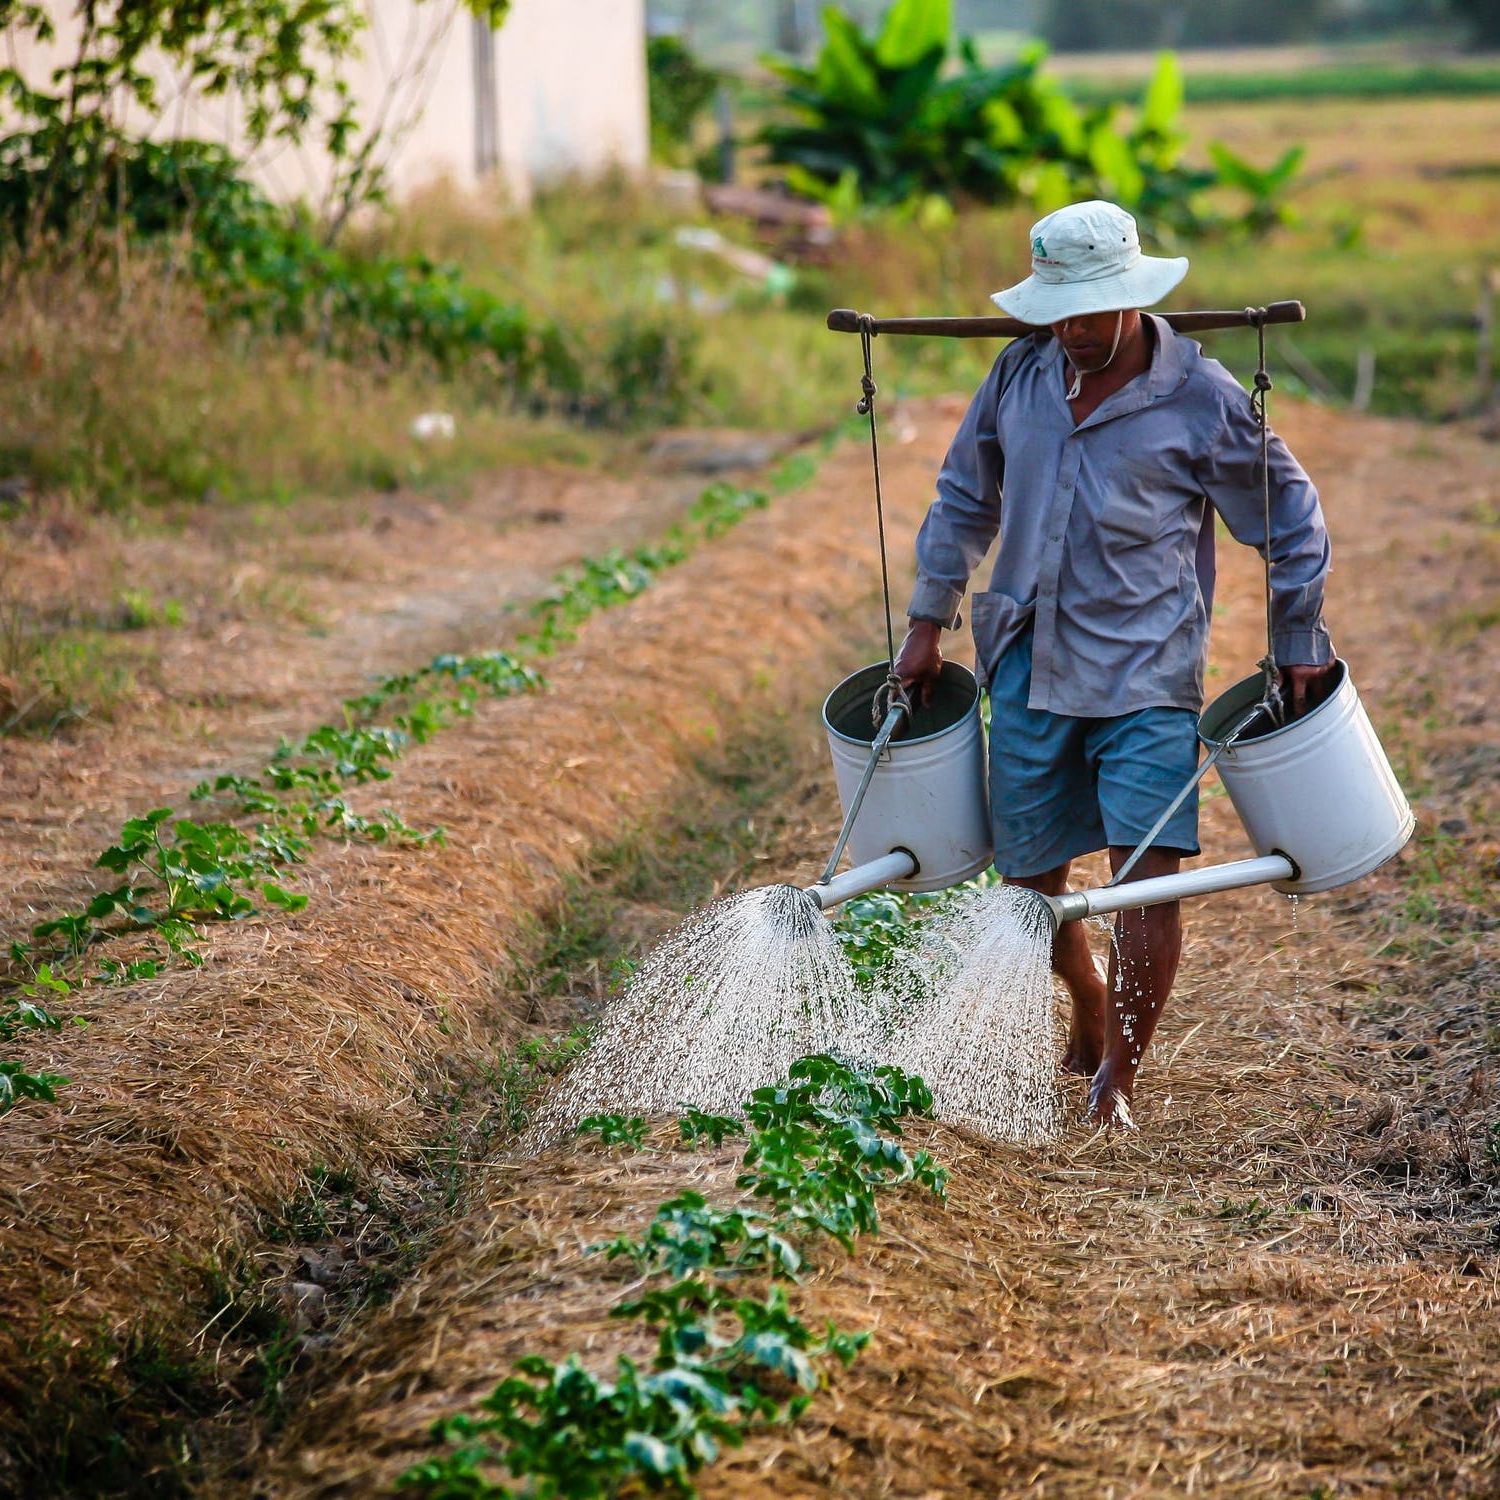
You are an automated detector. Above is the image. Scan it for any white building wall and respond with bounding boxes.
[0,0,648,210]
[495,0,650,199]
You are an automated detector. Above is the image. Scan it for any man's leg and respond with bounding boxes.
[984,622,1106,1073]
[1088,845,1185,1126]
[1007,862,1107,1075]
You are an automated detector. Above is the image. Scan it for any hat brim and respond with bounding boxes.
[990,254,1189,325]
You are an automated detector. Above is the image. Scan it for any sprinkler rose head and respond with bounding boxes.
[1015,886,1068,932]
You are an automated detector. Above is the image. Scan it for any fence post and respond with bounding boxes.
[1478,267,1499,421]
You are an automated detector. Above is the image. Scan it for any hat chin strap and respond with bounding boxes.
[1064,310,1125,400]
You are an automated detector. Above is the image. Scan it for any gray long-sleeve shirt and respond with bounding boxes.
[907,314,1333,717]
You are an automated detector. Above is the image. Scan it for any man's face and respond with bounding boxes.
[1049,309,1125,367]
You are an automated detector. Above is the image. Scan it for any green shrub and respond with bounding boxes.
[0,130,702,429]
[760,0,1302,239]
[648,35,720,162]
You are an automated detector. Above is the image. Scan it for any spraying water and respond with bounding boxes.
[530,884,867,1142]
[532,877,1063,1146]
[877,883,1062,1143]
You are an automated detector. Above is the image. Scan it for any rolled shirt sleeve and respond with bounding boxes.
[1194,379,1334,666]
[906,350,1008,626]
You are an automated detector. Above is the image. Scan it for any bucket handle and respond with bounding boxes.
[816,699,909,887]
[1106,697,1269,889]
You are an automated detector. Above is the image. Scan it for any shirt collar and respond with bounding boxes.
[1037,314,1188,385]
[1144,313,1191,397]
[1037,313,1191,426]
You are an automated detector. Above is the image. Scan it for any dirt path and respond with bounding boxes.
[239,402,1500,1497]
[0,438,781,936]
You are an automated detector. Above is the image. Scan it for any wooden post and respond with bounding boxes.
[1352,347,1376,413]
[1478,267,1499,420]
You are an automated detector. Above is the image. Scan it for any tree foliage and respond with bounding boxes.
[0,0,507,264]
[647,33,720,162]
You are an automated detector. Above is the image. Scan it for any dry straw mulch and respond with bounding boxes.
[0,415,955,1461]
[0,456,714,931]
[242,404,1500,1498]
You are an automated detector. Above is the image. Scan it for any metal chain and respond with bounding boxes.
[856,315,910,728]
[1249,309,1284,726]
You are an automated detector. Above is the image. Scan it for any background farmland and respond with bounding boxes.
[0,1,1497,1495]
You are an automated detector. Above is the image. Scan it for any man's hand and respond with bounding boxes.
[1280,661,1339,721]
[895,620,944,707]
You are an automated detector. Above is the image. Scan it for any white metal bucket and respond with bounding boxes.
[1199,661,1414,895]
[822,662,992,893]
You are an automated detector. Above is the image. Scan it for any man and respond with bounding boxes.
[895,199,1337,1128]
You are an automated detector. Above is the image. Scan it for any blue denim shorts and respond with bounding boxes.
[988,626,1201,878]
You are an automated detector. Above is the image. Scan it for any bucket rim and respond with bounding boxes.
[1198,658,1350,750]
[822,660,980,749]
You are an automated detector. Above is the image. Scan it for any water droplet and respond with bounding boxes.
[531,882,1063,1146]
[1287,892,1303,1006]
[881,885,1061,1142]
[530,884,859,1140]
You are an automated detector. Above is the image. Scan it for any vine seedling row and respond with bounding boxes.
[399,1055,947,1499]
[1,475,792,1110]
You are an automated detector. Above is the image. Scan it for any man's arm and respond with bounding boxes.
[1196,383,1336,715]
[906,352,1007,628]
[897,352,1008,699]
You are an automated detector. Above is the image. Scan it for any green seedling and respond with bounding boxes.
[405,1058,940,1497]
[594,1192,802,1280]
[677,1107,743,1147]
[577,1113,649,1148]
[7,469,776,1117]
[404,1351,784,1500]
[0,965,80,1113]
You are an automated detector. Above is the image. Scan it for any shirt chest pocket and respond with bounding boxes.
[1090,456,1189,549]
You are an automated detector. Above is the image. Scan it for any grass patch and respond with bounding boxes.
[1066,61,1500,106]
[0,586,143,735]
[8,89,1488,522]
[0,261,611,512]
[382,133,1493,428]
[3,96,1488,518]
[7,1286,278,1500]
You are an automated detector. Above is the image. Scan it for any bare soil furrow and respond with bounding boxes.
[0,456,738,933]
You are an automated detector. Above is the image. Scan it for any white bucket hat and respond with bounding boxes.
[991,200,1188,325]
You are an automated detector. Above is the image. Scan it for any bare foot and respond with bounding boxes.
[1060,954,1107,1077]
[1086,1061,1137,1130]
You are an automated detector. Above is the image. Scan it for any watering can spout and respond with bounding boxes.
[804,849,919,911]
[1029,852,1299,930]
